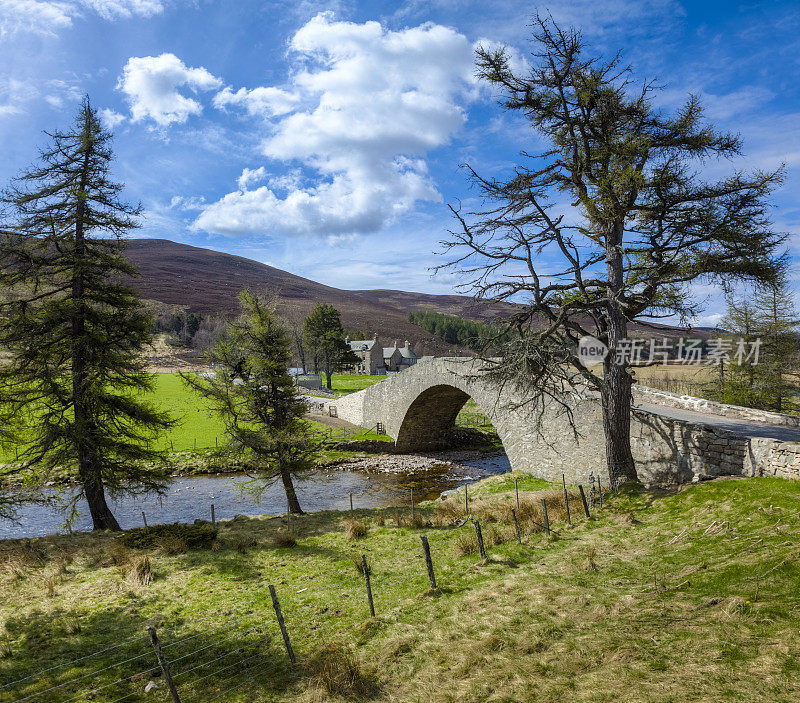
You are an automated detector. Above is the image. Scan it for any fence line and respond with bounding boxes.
[5,480,612,702]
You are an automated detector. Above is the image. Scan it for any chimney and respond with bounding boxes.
[345,336,350,344]
[394,339,399,349]
[404,340,410,350]
[373,333,378,342]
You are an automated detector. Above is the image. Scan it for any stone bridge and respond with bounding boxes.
[331,357,800,485]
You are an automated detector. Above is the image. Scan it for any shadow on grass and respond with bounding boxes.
[0,604,298,702]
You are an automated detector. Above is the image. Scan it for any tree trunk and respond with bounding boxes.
[603,221,638,487]
[81,465,122,530]
[279,466,304,514]
[601,358,637,487]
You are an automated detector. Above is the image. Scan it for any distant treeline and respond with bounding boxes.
[406,310,509,350]
[154,312,228,351]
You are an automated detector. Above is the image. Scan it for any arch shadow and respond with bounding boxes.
[394,384,481,452]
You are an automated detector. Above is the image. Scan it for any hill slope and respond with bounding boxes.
[124,239,514,353]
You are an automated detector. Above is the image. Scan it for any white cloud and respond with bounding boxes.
[0,77,36,117]
[237,166,266,190]
[100,107,126,128]
[0,0,72,36]
[0,0,164,36]
[81,0,163,20]
[118,53,222,127]
[213,86,299,118]
[193,13,475,238]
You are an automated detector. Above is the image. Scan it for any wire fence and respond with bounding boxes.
[1,476,615,703]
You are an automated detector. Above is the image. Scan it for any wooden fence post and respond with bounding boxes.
[142,511,149,533]
[211,504,215,529]
[269,585,296,664]
[420,535,437,590]
[511,508,521,544]
[474,520,486,560]
[540,499,550,536]
[515,477,519,511]
[147,626,181,703]
[349,493,354,515]
[362,554,375,617]
[578,485,591,518]
[562,474,571,525]
[465,484,469,516]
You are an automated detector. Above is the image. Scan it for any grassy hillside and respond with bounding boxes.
[2,476,799,701]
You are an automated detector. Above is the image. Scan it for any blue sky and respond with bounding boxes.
[1,0,798,326]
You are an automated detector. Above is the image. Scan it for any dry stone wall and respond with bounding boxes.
[331,357,800,485]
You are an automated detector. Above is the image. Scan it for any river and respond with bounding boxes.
[0,453,511,539]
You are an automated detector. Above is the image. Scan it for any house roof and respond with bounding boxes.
[349,340,376,351]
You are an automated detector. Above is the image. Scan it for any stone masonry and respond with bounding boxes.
[331,357,800,485]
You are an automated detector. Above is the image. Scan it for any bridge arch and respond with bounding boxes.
[395,383,487,452]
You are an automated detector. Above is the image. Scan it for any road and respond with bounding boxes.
[635,402,800,443]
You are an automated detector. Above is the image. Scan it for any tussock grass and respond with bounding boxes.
[122,554,153,586]
[236,536,258,553]
[270,531,297,549]
[453,531,479,556]
[304,641,377,699]
[156,534,188,555]
[343,518,368,540]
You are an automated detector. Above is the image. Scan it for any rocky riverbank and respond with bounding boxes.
[320,448,507,474]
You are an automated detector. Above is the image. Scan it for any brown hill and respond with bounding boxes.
[123,239,510,355]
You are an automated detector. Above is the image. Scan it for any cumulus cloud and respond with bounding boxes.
[100,107,126,128]
[0,0,164,36]
[193,13,475,238]
[213,86,299,118]
[237,166,266,190]
[118,53,222,127]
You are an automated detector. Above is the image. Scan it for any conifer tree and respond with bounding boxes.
[303,304,360,389]
[0,97,173,530]
[183,290,316,513]
[754,273,800,412]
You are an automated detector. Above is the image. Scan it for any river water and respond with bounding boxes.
[0,454,510,539]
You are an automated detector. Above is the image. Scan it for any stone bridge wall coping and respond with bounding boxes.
[633,385,800,428]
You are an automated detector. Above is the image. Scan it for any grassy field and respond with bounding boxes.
[330,373,387,395]
[0,374,397,464]
[2,475,799,701]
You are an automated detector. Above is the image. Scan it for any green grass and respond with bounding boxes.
[2,476,800,701]
[0,374,398,463]
[331,373,387,394]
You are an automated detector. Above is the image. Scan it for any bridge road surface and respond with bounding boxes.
[636,402,800,443]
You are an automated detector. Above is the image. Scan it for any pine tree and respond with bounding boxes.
[183,290,316,513]
[303,304,360,389]
[754,273,800,412]
[0,97,174,530]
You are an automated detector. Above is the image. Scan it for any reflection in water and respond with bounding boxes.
[0,454,510,539]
